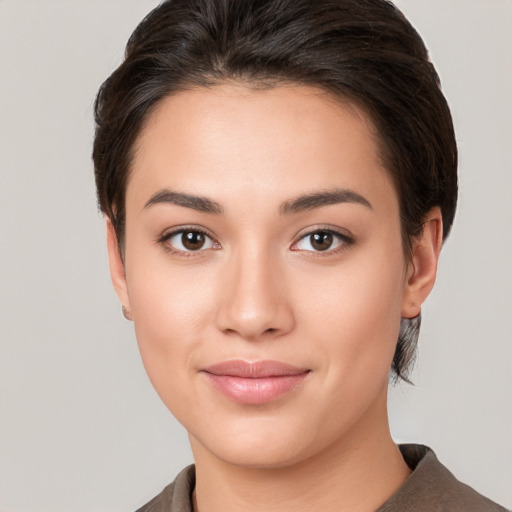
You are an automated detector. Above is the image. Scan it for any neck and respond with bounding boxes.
[190,397,410,512]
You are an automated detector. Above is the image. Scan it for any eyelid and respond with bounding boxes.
[290,225,355,253]
[157,225,221,254]
[156,224,354,255]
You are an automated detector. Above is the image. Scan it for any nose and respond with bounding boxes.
[215,248,295,341]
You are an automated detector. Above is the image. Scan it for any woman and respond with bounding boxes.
[92,1,507,510]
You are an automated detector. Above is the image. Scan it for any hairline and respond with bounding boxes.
[119,78,417,255]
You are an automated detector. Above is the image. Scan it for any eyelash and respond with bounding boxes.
[156,226,355,257]
[157,226,220,257]
[291,226,355,256]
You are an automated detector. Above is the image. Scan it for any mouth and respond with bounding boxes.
[201,360,311,405]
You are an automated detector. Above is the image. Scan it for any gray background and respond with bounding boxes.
[0,1,510,510]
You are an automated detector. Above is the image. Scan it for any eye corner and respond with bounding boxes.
[291,227,355,255]
[157,226,221,255]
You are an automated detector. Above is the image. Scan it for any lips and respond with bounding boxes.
[201,360,310,405]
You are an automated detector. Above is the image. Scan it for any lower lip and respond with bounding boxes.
[204,373,309,405]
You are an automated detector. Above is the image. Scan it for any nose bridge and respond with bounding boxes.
[216,243,293,340]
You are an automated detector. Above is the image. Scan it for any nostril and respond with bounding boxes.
[216,297,295,341]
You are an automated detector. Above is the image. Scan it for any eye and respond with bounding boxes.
[292,229,351,253]
[161,229,219,252]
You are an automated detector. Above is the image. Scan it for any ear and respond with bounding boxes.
[402,207,443,318]
[106,218,131,316]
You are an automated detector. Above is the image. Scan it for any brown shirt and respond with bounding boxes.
[136,444,508,512]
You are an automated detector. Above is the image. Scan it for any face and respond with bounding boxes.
[108,84,436,469]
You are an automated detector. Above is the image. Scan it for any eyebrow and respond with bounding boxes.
[143,187,372,216]
[280,188,372,215]
[144,189,224,214]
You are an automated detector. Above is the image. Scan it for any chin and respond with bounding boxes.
[201,441,308,469]
[187,414,333,470]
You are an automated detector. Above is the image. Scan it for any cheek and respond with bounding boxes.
[296,244,405,376]
[125,252,216,406]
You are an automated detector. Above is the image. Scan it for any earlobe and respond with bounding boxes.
[106,218,131,313]
[402,207,443,318]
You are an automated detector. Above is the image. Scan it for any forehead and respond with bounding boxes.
[128,84,396,214]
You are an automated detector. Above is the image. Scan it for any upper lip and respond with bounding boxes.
[202,360,310,378]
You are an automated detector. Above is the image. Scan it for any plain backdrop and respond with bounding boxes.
[0,1,511,511]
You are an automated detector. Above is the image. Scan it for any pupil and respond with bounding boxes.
[182,231,205,250]
[311,232,333,251]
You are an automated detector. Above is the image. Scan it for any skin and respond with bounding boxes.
[107,84,443,512]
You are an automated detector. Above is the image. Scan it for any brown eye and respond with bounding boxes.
[182,231,205,250]
[310,232,333,251]
[164,229,217,252]
[293,229,350,253]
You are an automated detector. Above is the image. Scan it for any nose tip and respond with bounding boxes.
[215,256,294,341]
[220,305,291,341]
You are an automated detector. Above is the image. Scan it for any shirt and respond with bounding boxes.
[135,444,508,511]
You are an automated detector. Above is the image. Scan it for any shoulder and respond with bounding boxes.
[135,465,195,512]
[378,444,508,512]
[134,449,508,512]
